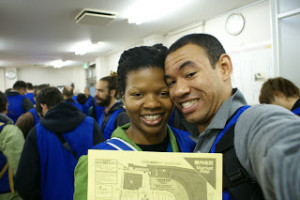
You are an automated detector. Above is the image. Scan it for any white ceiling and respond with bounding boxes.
[0,0,260,68]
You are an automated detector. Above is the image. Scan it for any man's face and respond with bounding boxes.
[84,87,90,97]
[164,44,226,128]
[19,88,26,95]
[95,80,111,107]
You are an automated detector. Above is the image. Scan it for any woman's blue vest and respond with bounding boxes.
[36,116,94,200]
[93,126,195,153]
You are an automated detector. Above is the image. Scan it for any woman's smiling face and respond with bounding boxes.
[122,67,173,142]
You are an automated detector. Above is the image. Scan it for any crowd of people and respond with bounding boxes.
[0,33,299,200]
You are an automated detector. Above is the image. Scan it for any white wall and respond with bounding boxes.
[100,0,271,105]
[17,66,86,94]
[1,0,273,105]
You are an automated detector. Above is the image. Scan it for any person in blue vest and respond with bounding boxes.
[76,93,90,115]
[73,44,196,200]
[164,33,300,200]
[0,91,24,200]
[15,87,104,200]
[84,87,94,108]
[25,82,35,105]
[62,85,82,112]
[259,77,300,116]
[6,80,34,123]
[15,84,49,138]
[94,72,130,140]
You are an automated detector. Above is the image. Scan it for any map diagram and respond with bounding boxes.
[88,150,222,200]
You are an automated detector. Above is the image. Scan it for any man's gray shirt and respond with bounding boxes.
[192,88,300,200]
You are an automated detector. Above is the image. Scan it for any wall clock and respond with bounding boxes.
[225,13,245,36]
[5,69,17,80]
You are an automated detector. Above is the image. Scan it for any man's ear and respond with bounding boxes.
[110,89,116,98]
[218,54,232,82]
[40,103,48,115]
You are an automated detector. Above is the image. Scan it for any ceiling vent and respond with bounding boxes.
[75,9,116,25]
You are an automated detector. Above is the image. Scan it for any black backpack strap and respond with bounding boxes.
[55,133,79,161]
[215,110,265,200]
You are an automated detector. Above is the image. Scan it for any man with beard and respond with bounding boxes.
[95,72,129,140]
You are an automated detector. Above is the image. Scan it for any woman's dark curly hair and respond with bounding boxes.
[117,44,168,96]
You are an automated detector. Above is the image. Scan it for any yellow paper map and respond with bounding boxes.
[88,150,222,200]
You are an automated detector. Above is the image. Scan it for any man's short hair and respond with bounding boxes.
[35,87,64,114]
[62,86,74,98]
[26,82,34,90]
[13,80,27,90]
[259,77,300,104]
[76,93,87,104]
[166,33,226,68]
[0,91,8,113]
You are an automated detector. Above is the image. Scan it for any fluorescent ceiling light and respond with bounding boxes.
[72,40,105,55]
[49,59,72,68]
[121,0,191,25]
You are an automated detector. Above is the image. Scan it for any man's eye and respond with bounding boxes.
[167,80,176,87]
[186,72,196,78]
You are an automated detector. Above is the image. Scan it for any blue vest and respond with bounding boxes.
[98,109,124,140]
[94,104,105,121]
[7,94,26,123]
[0,122,10,194]
[93,126,195,153]
[70,102,83,112]
[36,116,94,200]
[29,108,40,125]
[292,107,300,116]
[79,103,89,115]
[210,106,253,200]
[25,92,35,104]
[86,96,94,107]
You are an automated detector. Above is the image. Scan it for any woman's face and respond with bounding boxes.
[122,67,173,143]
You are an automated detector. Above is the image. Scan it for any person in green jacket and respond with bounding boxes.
[73,44,196,199]
[0,91,24,200]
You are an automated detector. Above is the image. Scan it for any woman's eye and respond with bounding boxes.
[160,91,169,96]
[132,93,142,97]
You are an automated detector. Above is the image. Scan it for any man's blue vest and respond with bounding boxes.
[70,102,83,112]
[292,107,300,116]
[86,96,94,107]
[94,104,104,121]
[25,92,35,105]
[98,109,124,140]
[36,116,94,200]
[7,94,26,123]
[80,103,90,115]
[210,106,264,200]
[29,108,40,125]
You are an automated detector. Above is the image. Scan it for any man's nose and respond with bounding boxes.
[172,78,190,98]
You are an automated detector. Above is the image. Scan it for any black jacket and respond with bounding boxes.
[15,102,104,200]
